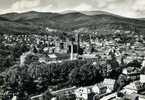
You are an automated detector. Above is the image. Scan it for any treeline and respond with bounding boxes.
[0,59,105,99]
[0,42,30,73]
[0,55,142,99]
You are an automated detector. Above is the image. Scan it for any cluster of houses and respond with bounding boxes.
[2,31,145,100]
[1,33,145,57]
[1,32,145,64]
[30,70,145,100]
[1,34,145,53]
[1,34,70,54]
[30,78,116,100]
[30,75,145,100]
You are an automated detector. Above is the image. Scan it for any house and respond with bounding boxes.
[140,75,145,83]
[122,67,140,81]
[103,79,116,92]
[74,87,88,100]
[124,81,145,94]
[48,54,57,60]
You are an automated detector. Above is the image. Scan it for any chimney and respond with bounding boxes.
[70,42,74,60]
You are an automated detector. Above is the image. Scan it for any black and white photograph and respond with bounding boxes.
[0,0,145,100]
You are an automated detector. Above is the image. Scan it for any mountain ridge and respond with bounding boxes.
[0,11,145,35]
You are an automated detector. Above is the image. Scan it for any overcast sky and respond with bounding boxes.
[0,0,145,18]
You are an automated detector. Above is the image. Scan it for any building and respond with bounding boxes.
[103,79,116,92]
[124,81,145,94]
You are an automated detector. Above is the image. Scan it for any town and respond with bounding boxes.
[0,27,145,100]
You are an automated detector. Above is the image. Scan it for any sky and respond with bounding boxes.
[0,0,145,18]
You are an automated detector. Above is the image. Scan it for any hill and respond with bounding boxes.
[0,11,145,35]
